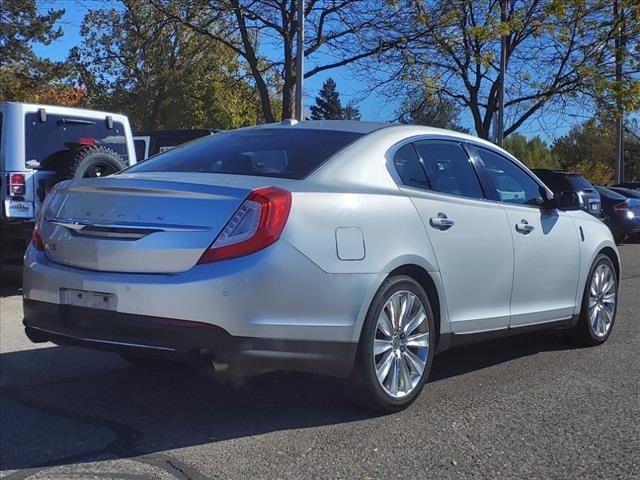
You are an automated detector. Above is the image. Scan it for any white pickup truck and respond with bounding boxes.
[0,102,137,268]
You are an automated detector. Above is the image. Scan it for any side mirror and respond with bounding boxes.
[555,191,583,211]
[539,186,557,210]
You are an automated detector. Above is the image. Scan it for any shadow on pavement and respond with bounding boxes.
[0,269,22,298]
[0,328,577,473]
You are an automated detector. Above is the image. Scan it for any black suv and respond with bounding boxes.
[532,169,602,217]
[133,129,221,161]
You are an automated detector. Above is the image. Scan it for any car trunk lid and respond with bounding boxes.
[39,175,259,273]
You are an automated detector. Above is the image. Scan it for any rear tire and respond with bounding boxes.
[573,254,618,346]
[352,275,435,413]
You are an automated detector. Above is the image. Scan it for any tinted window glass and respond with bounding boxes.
[25,113,128,167]
[414,141,483,198]
[128,129,363,180]
[393,143,430,189]
[476,148,542,205]
[134,139,147,161]
[565,174,593,190]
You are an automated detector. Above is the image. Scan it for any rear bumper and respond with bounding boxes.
[23,299,357,377]
[23,241,378,343]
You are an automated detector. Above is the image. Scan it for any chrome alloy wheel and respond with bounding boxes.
[373,290,430,398]
[588,263,616,338]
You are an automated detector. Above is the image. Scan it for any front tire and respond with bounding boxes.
[573,254,618,346]
[353,275,435,413]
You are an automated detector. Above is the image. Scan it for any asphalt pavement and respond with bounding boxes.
[1,245,639,479]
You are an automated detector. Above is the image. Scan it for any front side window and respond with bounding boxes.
[25,113,128,167]
[393,143,430,189]
[414,141,484,199]
[128,128,363,180]
[475,147,543,206]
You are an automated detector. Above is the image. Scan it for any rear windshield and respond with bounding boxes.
[25,113,129,167]
[127,128,364,180]
[534,171,593,191]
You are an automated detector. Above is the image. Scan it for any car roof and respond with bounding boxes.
[0,101,130,122]
[595,186,627,200]
[249,120,502,148]
[248,119,392,134]
[532,169,583,177]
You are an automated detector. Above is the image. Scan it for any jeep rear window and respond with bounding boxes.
[127,128,364,180]
[24,113,129,168]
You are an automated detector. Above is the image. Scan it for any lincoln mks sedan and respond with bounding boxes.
[23,121,620,411]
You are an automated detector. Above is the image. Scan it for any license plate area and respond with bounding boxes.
[60,289,117,311]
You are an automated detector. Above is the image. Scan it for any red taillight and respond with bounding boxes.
[32,223,45,251]
[613,202,629,212]
[198,186,292,264]
[9,174,26,196]
[77,137,96,146]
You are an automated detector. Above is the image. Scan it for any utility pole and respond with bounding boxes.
[614,0,625,184]
[294,0,305,121]
[496,0,509,146]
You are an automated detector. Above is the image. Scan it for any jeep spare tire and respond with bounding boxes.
[61,145,125,179]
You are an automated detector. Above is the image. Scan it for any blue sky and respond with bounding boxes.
[34,0,586,142]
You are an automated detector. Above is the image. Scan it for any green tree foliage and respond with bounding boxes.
[72,0,261,130]
[310,78,343,120]
[503,134,559,169]
[386,0,618,140]
[591,1,640,118]
[0,0,68,100]
[342,102,362,121]
[310,78,362,120]
[551,119,616,184]
[151,0,403,122]
[398,92,467,132]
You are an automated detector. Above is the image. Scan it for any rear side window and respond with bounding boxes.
[414,141,484,199]
[128,128,363,180]
[565,174,593,191]
[393,143,430,189]
[476,147,543,206]
[25,113,128,167]
[133,139,147,162]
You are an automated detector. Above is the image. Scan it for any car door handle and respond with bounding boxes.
[515,220,535,234]
[430,214,455,230]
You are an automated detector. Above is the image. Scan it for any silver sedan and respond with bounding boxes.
[23,121,620,411]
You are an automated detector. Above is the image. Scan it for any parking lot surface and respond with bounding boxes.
[1,244,639,479]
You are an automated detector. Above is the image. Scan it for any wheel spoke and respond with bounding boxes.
[602,293,616,305]
[399,355,412,393]
[405,332,429,348]
[590,306,599,332]
[403,307,426,336]
[588,297,598,309]
[403,348,426,375]
[374,339,393,356]
[377,311,394,338]
[399,293,415,330]
[389,355,399,395]
[387,294,401,329]
[375,351,393,383]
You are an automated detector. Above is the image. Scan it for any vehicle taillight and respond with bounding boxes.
[9,174,26,196]
[32,222,45,251]
[198,186,291,264]
[613,201,635,219]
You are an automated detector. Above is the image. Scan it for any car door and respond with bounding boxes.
[394,140,514,334]
[471,146,580,326]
